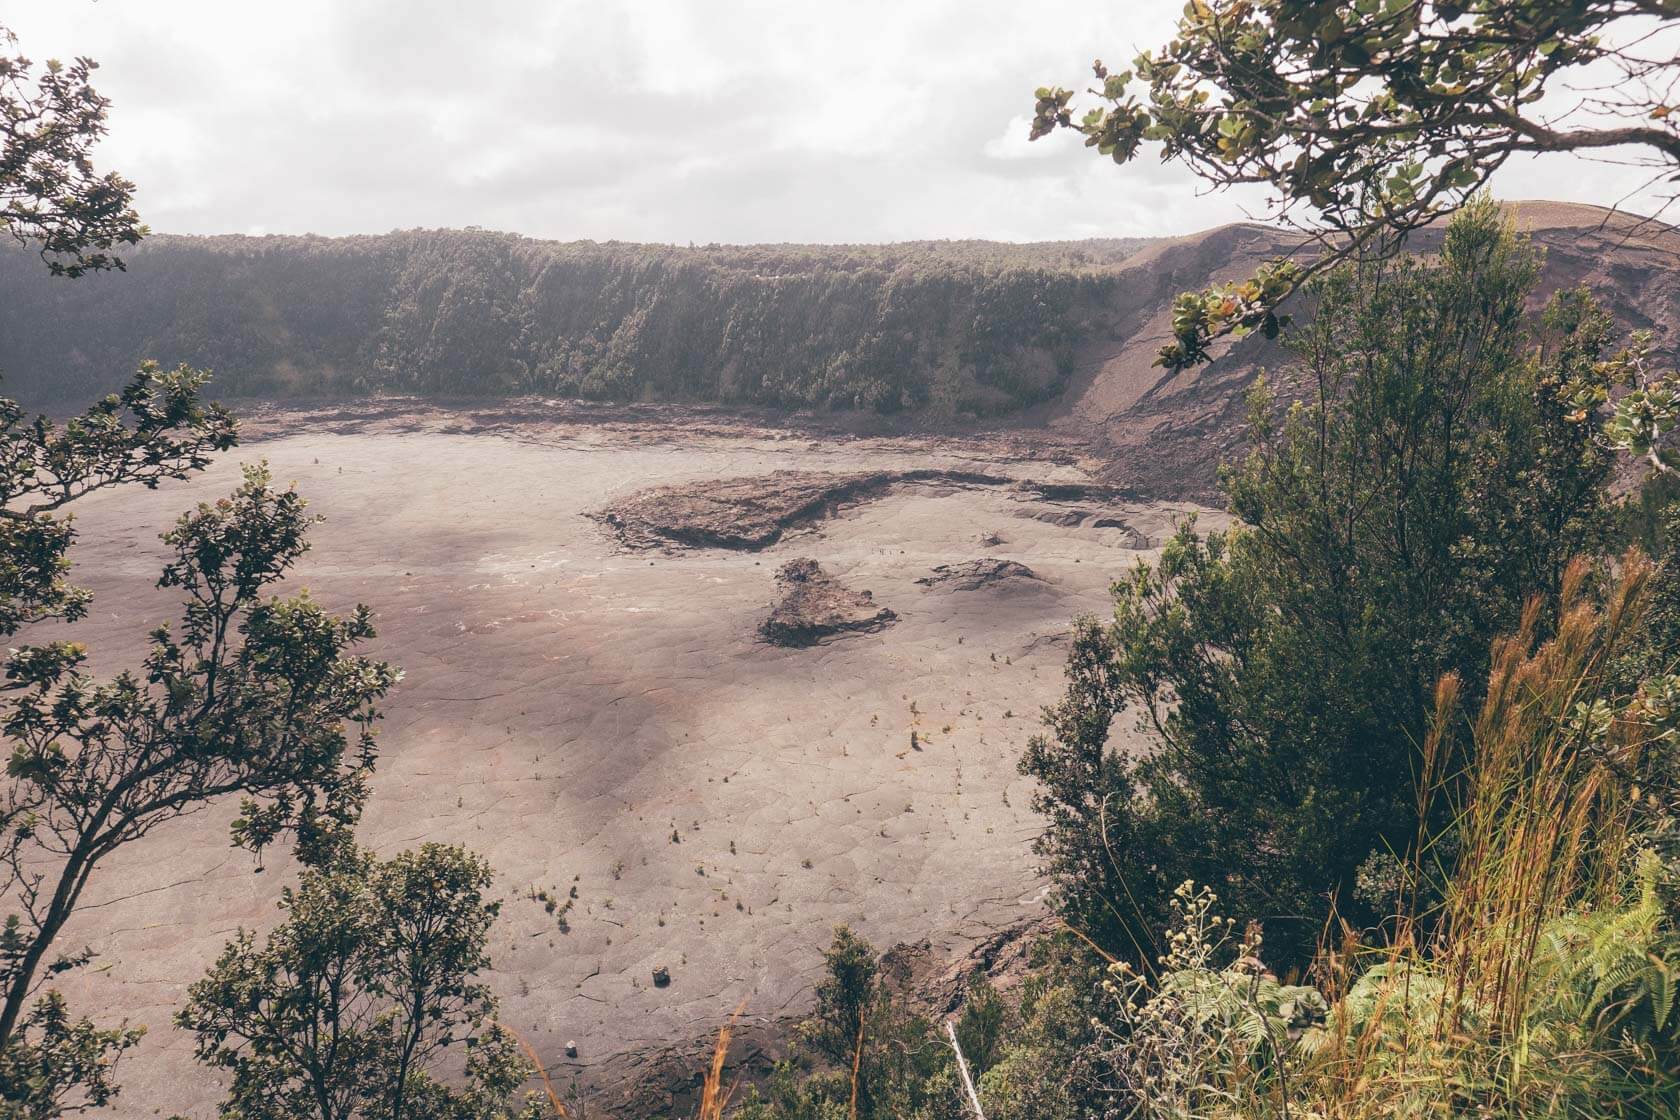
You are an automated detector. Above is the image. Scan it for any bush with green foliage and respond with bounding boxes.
[732,926,964,1120]
[0,23,519,1120]
[0,250,401,1118]
[0,26,143,277]
[0,456,398,1119]
[1020,200,1619,965]
[972,960,1100,1120]
[178,843,540,1120]
[1286,557,1680,1118]
[743,555,1680,1120]
[1091,882,1326,1119]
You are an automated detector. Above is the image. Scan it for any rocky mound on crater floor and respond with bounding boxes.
[595,468,1009,550]
[915,558,1041,591]
[760,558,896,646]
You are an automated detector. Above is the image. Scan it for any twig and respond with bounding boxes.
[697,1000,747,1120]
[848,1016,866,1120]
[497,1020,568,1118]
[945,1020,986,1120]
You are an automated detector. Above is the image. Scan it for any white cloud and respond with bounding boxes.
[983,115,1054,162]
[3,0,1671,242]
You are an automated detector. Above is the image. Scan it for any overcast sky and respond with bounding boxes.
[7,1,1672,243]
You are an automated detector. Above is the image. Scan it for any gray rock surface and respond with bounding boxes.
[916,559,1041,591]
[595,468,1012,551]
[761,559,896,646]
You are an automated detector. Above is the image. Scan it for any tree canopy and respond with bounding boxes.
[1021,202,1619,963]
[0,20,403,1118]
[0,26,142,277]
[179,844,538,1120]
[0,462,397,1118]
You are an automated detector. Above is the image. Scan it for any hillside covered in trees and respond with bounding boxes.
[6,209,1676,506]
[0,231,1155,415]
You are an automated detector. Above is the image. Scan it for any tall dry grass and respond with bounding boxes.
[1302,551,1674,1117]
[500,1020,570,1118]
[697,1001,748,1120]
[1439,555,1649,1036]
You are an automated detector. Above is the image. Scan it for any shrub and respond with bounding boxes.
[1021,200,1619,964]
[178,844,542,1120]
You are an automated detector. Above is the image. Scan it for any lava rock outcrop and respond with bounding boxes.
[760,559,896,646]
[594,469,1007,551]
[915,558,1041,591]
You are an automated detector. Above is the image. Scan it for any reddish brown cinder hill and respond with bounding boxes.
[1039,202,1680,501]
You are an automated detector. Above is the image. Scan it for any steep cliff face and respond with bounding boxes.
[2,203,1673,498]
[0,232,1151,415]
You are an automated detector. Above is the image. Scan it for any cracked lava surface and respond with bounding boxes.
[47,408,1223,1116]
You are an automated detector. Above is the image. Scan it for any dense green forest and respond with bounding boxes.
[0,232,1152,414]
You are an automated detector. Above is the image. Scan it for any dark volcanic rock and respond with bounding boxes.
[916,558,1041,591]
[1019,506,1091,528]
[1016,481,1138,503]
[1090,517,1151,548]
[761,559,895,646]
[1010,505,1149,546]
[594,468,1010,551]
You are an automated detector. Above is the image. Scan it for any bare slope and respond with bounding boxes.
[1051,202,1680,499]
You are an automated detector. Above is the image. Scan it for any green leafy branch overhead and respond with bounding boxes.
[1592,331,1680,475]
[0,27,144,277]
[1032,0,1680,372]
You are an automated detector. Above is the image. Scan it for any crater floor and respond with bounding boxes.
[48,406,1222,1116]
